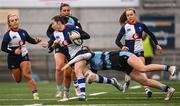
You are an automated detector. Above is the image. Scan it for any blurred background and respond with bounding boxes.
[0,0,180,81]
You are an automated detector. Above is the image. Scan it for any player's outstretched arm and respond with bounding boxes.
[62,53,92,71]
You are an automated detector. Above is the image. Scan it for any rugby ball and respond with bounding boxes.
[70,30,83,46]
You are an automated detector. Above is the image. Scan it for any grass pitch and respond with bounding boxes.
[0,80,180,106]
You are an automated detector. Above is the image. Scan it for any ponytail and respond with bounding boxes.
[119,10,127,25]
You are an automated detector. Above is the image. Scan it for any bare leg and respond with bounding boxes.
[128,54,167,72]
[63,65,72,99]
[125,55,152,97]
[74,60,87,101]
[20,61,39,100]
[11,68,22,83]
[71,70,81,96]
[129,70,165,89]
[138,57,152,98]
[122,74,131,93]
[84,70,123,91]
[54,53,66,97]
[128,55,176,100]
[129,69,176,100]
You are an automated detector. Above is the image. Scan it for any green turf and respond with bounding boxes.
[0,80,179,105]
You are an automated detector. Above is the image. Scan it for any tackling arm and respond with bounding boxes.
[62,52,92,71]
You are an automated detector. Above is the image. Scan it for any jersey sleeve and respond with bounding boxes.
[118,25,125,36]
[70,16,82,29]
[23,30,37,44]
[48,33,56,47]
[1,32,14,54]
[142,23,158,45]
[46,24,54,38]
[68,52,92,65]
[115,26,125,48]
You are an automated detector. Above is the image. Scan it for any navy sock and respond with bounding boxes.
[161,85,170,92]
[97,75,112,84]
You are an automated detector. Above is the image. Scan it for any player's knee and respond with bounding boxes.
[15,79,21,83]
[91,74,97,80]
[56,66,62,72]
[12,74,22,83]
[86,73,96,82]
[14,77,21,83]
[12,70,21,83]
[140,79,149,86]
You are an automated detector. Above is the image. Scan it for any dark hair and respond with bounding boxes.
[119,8,136,25]
[51,15,69,24]
[60,3,70,11]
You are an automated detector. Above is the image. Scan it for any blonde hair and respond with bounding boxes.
[119,8,136,25]
[7,14,18,27]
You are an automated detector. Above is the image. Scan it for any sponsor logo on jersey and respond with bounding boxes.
[12,36,17,39]
[56,36,60,39]
[23,33,26,36]
[127,28,131,32]
[139,27,142,31]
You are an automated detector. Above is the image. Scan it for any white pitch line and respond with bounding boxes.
[124,92,180,94]
[1,96,180,101]
[58,97,79,102]
[24,104,43,106]
[88,96,180,100]
[129,85,142,89]
[0,92,107,101]
[1,91,180,101]
[58,92,107,102]
[0,98,56,101]
[89,92,107,96]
